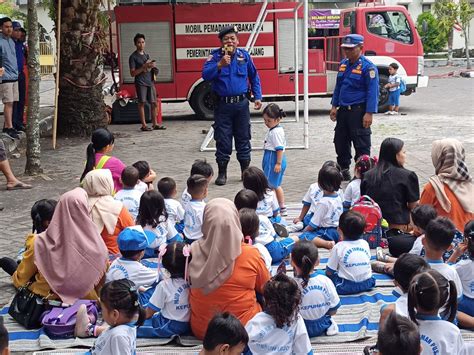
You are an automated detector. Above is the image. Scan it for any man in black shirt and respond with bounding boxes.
[129,33,165,131]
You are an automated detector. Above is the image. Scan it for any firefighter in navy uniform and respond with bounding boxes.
[330,34,379,181]
[202,26,262,186]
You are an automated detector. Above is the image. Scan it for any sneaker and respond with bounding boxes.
[273,223,289,238]
[363,345,378,355]
[74,304,91,338]
[326,319,339,336]
[376,247,388,262]
[384,111,392,115]
[280,206,288,217]
[392,111,399,116]
[341,169,351,181]
[3,128,19,139]
[286,221,304,233]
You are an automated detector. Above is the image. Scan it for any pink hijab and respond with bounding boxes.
[34,188,108,304]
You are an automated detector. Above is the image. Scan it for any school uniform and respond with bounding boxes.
[258,215,294,264]
[91,322,137,355]
[181,188,191,210]
[427,260,463,300]
[301,184,343,227]
[136,180,148,194]
[388,73,401,107]
[297,273,341,337]
[253,243,272,272]
[256,191,280,222]
[343,178,361,210]
[164,198,185,233]
[114,187,143,220]
[408,235,424,256]
[137,278,191,338]
[183,200,206,242]
[262,125,287,189]
[381,290,408,318]
[416,315,466,355]
[299,194,343,243]
[245,312,313,355]
[326,239,375,295]
[454,258,474,316]
[106,258,159,306]
[145,220,182,250]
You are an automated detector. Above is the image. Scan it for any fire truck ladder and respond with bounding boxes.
[200,0,310,151]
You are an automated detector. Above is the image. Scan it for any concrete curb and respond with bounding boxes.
[425,58,471,67]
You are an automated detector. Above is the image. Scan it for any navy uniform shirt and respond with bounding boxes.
[331,55,379,113]
[202,48,262,100]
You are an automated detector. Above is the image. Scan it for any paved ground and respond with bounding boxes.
[0,66,473,319]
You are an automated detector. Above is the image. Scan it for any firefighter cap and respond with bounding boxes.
[341,34,364,48]
[218,25,238,40]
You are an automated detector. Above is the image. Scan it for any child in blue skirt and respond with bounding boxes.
[262,103,288,216]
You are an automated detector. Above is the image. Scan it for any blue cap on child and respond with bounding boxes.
[117,226,155,251]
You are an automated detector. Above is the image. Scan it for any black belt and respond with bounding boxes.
[339,103,366,111]
[219,94,247,104]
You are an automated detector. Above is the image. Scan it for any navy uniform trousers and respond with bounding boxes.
[334,105,371,170]
[213,98,251,162]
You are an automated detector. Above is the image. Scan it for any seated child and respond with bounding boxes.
[292,240,340,337]
[379,253,429,327]
[75,279,145,354]
[299,165,344,249]
[326,211,376,295]
[234,189,298,264]
[245,274,312,355]
[133,160,157,193]
[137,190,182,257]
[0,198,57,275]
[114,166,143,220]
[183,174,208,243]
[343,155,377,210]
[288,161,343,233]
[138,242,191,338]
[421,217,463,302]
[200,312,249,355]
[365,312,421,355]
[449,220,474,328]
[407,270,465,354]
[181,159,213,209]
[106,226,160,306]
[373,205,437,274]
[242,167,281,223]
[239,208,272,272]
[158,177,185,233]
[0,316,9,355]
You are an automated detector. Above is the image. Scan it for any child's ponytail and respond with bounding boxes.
[444,280,458,323]
[290,240,319,289]
[81,143,96,182]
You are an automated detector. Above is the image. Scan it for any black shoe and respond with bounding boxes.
[341,169,351,181]
[0,257,18,276]
[238,160,251,180]
[2,128,19,139]
[14,125,26,132]
[215,160,228,186]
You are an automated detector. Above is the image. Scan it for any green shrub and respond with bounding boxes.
[416,12,447,54]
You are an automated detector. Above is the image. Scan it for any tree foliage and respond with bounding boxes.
[0,1,26,21]
[416,12,446,54]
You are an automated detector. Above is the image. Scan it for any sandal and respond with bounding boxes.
[7,182,32,190]
[273,223,289,238]
[140,126,152,131]
[153,125,167,130]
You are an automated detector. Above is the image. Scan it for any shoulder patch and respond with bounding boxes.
[369,69,376,79]
[206,55,213,62]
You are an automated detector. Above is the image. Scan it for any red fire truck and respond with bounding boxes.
[114,1,428,118]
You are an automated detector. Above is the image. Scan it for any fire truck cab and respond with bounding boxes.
[114,1,428,118]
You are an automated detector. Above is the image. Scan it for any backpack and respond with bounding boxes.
[351,195,383,249]
[41,300,98,338]
[399,76,406,93]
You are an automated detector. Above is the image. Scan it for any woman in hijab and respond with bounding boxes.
[188,198,271,339]
[12,188,108,304]
[82,169,135,257]
[420,138,473,231]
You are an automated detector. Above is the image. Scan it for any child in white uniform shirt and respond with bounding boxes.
[133,160,157,193]
[75,279,145,354]
[138,242,191,338]
[408,270,465,355]
[158,177,185,234]
[291,241,340,337]
[183,174,208,243]
[114,166,144,220]
[261,104,288,216]
[234,189,298,264]
[181,159,213,210]
[136,191,183,258]
[106,226,160,306]
[243,167,282,223]
[343,155,377,210]
[326,211,375,295]
[299,166,343,249]
[245,274,313,355]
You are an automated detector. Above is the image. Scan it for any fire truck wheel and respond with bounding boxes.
[190,82,214,120]
[378,74,390,113]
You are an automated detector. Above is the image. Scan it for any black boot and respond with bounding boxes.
[239,160,250,180]
[341,169,351,182]
[215,160,228,186]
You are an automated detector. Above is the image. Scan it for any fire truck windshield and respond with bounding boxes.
[366,11,413,45]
